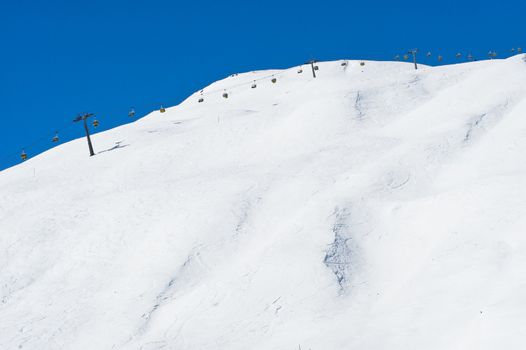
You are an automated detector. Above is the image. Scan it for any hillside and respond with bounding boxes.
[1,55,526,350]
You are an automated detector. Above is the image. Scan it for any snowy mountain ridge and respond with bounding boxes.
[1,55,526,350]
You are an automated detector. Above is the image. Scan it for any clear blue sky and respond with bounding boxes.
[0,0,524,170]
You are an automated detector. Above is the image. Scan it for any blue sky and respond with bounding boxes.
[0,0,524,170]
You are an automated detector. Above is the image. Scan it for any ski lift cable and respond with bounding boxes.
[197,65,304,97]
[5,48,523,167]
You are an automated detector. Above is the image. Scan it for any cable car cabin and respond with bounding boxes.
[21,151,27,161]
[92,119,100,127]
[360,61,365,66]
[160,106,166,113]
[198,97,204,103]
[271,78,277,83]
[222,92,229,99]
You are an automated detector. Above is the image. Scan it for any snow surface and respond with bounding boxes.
[1,55,526,350]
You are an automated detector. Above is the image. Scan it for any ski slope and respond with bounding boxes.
[1,55,526,350]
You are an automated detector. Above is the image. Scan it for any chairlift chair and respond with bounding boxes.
[128,108,135,117]
[52,132,59,143]
[251,81,257,89]
[92,119,100,127]
[222,91,229,98]
[160,106,166,113]
[271,77,277,83]
[21,150,27,161]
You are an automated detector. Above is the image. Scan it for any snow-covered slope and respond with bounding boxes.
[1,55,526,350]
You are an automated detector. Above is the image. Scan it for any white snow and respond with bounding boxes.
[1,55,526,350]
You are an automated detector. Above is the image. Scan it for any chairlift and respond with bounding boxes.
[394,55,400,61]
[403,54,409,61]
[251,81,257,89]
[313,65,319,71]
[128,108,135,118]
[92,119,100,127]
[360,61,365,66]
[341,61,347,66]
[437,55,443,62]
[198,97,204,103]
[467,54,474,61]
[222,91,229,98]
[297,67,303,73]
[160,106,166,113]
[518,47,523,53]
[52,132,59,143]
[426,51,432,57]
[21,150,27,161]
[455,53,462,59]
[271,77,277,83]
